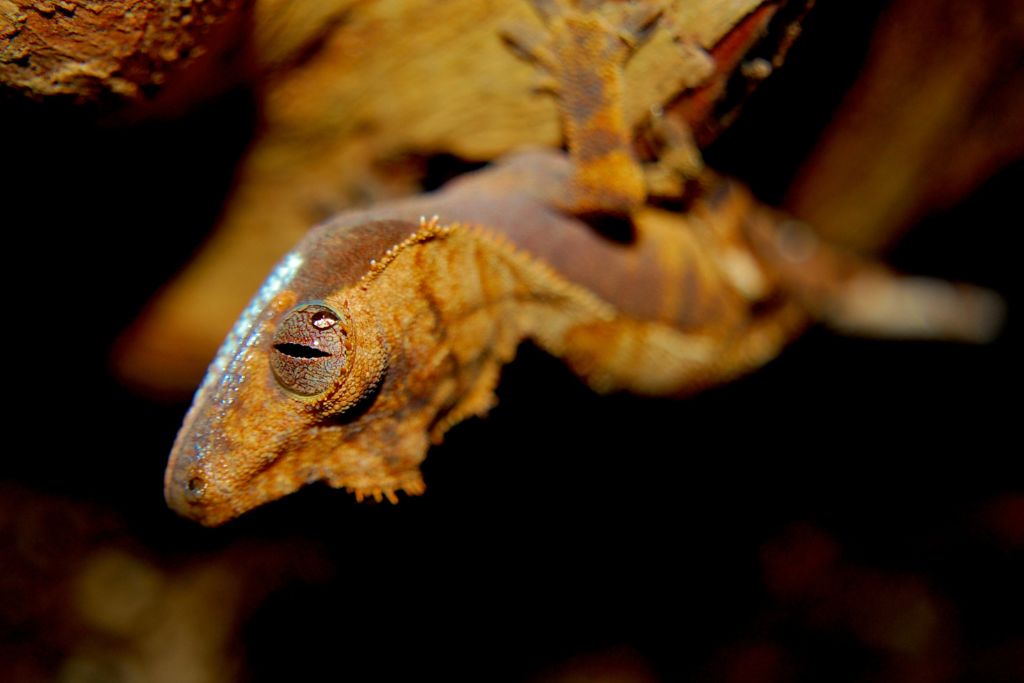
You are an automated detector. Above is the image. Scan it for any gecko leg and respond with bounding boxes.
[503,0,665,217]
[341,469,428,504]
[639,8,716,199]
[643,110,706,199]
[559,298,808,396]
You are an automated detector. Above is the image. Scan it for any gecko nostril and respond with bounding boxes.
[185,475,207,502]
[273,343,331,359]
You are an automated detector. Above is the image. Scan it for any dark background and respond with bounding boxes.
[2,3,1020,682]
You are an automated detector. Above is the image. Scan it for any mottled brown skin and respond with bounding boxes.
[503,0,713,214]
[165,148,998,525]
[504,1,653,214]
[166,151,803,525]
[167,0,1001,525]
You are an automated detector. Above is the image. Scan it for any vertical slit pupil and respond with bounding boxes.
[274,343,331,359]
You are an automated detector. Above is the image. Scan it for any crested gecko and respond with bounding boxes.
[166,0,1001,525]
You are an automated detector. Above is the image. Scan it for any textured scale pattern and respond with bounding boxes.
[165,1,1000,525]
[270,304,351,397]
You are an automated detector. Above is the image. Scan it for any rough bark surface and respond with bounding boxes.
[0,0,249,107]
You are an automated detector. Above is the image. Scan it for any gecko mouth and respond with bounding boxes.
[273,343,332,359]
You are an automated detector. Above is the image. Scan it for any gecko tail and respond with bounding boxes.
[816,274,1005,344]
[744,214,1006,345]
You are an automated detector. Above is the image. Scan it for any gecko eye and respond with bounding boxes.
[270,303,351,397]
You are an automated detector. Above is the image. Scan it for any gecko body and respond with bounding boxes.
[166,1,1000,525]
[166,150,810,525]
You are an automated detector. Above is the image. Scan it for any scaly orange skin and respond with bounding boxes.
[165,149,816,525]
[166,2,999,525]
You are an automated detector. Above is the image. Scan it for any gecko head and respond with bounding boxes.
[165,219,436,526]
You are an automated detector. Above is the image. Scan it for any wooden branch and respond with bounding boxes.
[0,0,249,109]
[786,0,1024,252]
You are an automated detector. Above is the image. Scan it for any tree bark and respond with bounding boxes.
[0,0,250,110]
